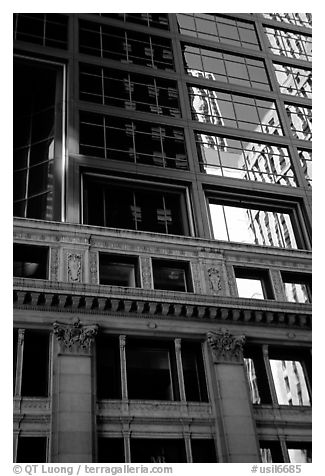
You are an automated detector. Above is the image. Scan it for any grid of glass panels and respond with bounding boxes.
[298,150,312,186]
[273,63,312,98]
[196,133,296,186]
[265,27,312,61]
[13,13,68,49]
[285,104,312,140]
[176,14,260,50]
[262,13,312,29]
[209,201,298,249]
[79,63,181,118]
[189,86,283,135]
[79,111,188,169]
[95,13,169,30]
[79,20,174,70]
[183,44,270,91]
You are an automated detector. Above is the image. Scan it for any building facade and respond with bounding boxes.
[13,13,312,463]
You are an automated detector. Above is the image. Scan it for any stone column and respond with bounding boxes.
[52,317,98,462]
[207,328,260,463]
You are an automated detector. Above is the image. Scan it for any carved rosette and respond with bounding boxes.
[207,328,245,364]
[53,318,98,355]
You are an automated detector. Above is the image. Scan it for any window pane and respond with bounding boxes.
[191,439,217,462]
[270,360,311,406]
[96,336,121,399]
[13,244,48,279]
[153,260,190,292]
[98,438,125,463]
[181,343,208,402]
[288,447,312,463]
[131,439,186,463]
[236,277,264,299]
[99,254,138,287]
[17,437,47,463]
[21,331,49,397]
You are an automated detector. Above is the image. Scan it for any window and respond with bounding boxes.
[235,267,274,299]
[13,57,64,220]
[273,63,312,98]
[181,342,208,401]
[13,13,68,49]
[79,20,174,70]
[99,253,139,287]
[208,199,301,249]
[196,133,296,186]
[16,437,47,463]
[262,13,312,29]
[259,440,312,463]
[285,104,312,140]
[265,27,312,61]
[298,149,312,187]
[281,272,311,303]
[96,335,121,399]
[260,441,284,463]
[83,176,190,236]
[177,14,260,50]
[152,259,192,292]
[130,438,186,463]
[183,44,270,90]
[79,64,181,118]
[189,87,283,135]
[98,438,125,463]
[244,345,311,407]
[20,330,49,397]
[13,244,48,279]
[95,13,169,30]
[79,112,188,170]
[191,439,217,462]
[126,339,179,401]
[287,443,312,463]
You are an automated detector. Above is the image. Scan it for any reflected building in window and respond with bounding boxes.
[13,13,311,464]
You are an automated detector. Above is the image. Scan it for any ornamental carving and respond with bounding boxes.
[67,252,82,283]
[140,256,152,289]
[53,317,98,354]
[50,248,59,281]
[207,266,222,293]
[207,328,245,363]
[89,251,98,284]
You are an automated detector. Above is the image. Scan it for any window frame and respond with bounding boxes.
[152,258,193,293]
[98,252,140,287]
[281,271,312,303]
[234,266,274,300]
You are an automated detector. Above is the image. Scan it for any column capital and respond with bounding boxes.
[53,317,98,355]
[207,328,245,364]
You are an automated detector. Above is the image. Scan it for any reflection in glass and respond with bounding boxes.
[288,448,312,463]
[270,360,311,406]
[99,255,138,287]
[282,275,311,303]
[285,104,312,140]
[13,13,68,49]
[298,150,312,186]
[265,27,312,61]
[262,13,312,29]
[236,277,264,299]
[189,86,283,135]
[244,358,261,403]
[209,202,298,249]
[96,13,169,30]
[273,63,312,98]
[153,260,190,292]
[183,44,270,90]
[176,14,260,50]
[196,133,296,186]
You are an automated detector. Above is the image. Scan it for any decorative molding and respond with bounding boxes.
[89,251,98,285]
[207,267,222,293]
[50,247,60,281]
[140,256,152,289]
[207,328,246,363]
[53,317,98,355]
[67,252,82,283]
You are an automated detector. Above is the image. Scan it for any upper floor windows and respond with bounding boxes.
[152,259,193,292]
[265,27,312,61]
[79,112,188,170]
[281,272,312,303]
[79,20,174,71]
[285,104,312,140]
[183,44,270,91]
[177,14,260,50]
[13,13,68,49]
[262,13,312,29]
[95,13,169,30]
[208,198,302,249]
[273,63,312,99]
[196,133,296,186]
[13,57,64,220]
[298,149,312,186]
[189,86,283,136]
[79,64,181,118]
[99,253,140,287]
[13,244,48,279]
[83,176,190,236]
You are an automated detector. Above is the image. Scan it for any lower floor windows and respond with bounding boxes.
[244,345,311,406]
[208,198,301,249]
[152,259,192,292]
[16,437,47,463]
[260,440,311,463]
[83,176,190,236]
[97,437,217,463]
[281,272,312,303]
